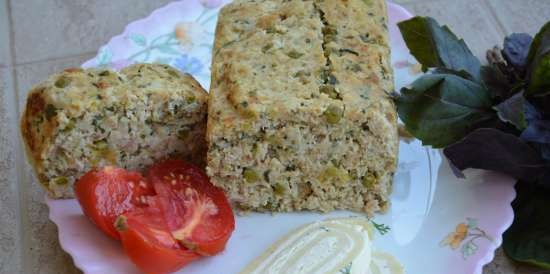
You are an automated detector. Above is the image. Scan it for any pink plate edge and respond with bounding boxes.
[46,1,518,274]
[473,174,516,274]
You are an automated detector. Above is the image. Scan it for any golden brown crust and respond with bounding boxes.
[20,63,208,198]
[207,0,397,214]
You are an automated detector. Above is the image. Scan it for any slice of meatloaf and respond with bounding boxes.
[21,63,208,198]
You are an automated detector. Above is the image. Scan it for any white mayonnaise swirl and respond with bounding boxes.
[240,218,403,274]
[369,251,405,274]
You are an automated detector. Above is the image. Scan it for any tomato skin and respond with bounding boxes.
[75,166,154,240]
[117,204,200,274]
[75,160,236,273]
[147,159,235,256]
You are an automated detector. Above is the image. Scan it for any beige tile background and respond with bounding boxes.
[0,0,549,273]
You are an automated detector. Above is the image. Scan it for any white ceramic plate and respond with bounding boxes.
[46,1,516,273]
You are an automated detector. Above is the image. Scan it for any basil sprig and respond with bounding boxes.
[396,17,550,268]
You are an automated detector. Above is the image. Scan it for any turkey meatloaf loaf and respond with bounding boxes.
[207,0,398,214]
[21,64,208,198]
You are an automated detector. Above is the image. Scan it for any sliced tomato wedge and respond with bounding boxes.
[74,166,155,240]
[147,159,235,256]
[116,201,200,274]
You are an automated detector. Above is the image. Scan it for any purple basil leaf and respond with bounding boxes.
[503,182,550,267]
[543,146,550,161]
[534,143,550,161]
[502,33,533,74]
[525,99,543,123]
[447,159,466,179]
[444,128,547,182]
[522,120,550,143]
[539,168,550,186]
[483,47,525,101]
[529,95,550,118]
[521,119,550,160]
[494,92,527,130]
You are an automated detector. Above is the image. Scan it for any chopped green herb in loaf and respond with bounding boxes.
[21,64,208,198]
[207,0,398,215]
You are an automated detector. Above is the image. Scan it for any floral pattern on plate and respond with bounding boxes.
[83,0,226,90]
[441,218,494,259]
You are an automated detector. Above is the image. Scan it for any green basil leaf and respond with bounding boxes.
[432,68,475,80]
[504,182,550,269]
[481,65,514,100]
[527,22,550,96]
[493,92,527,130]
[396,73,495,148]
[444,128,547,181]
[397,17,481,82]
[528,54,550,96]
[527,22,550,66]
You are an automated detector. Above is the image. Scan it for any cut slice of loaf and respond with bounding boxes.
[207,0,398,215]
[21,64,208,198]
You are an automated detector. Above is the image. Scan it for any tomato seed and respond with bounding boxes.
[185,188,195,197]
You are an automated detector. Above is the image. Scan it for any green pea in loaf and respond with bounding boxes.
[206,0,398,215]
[21,63,208,198]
